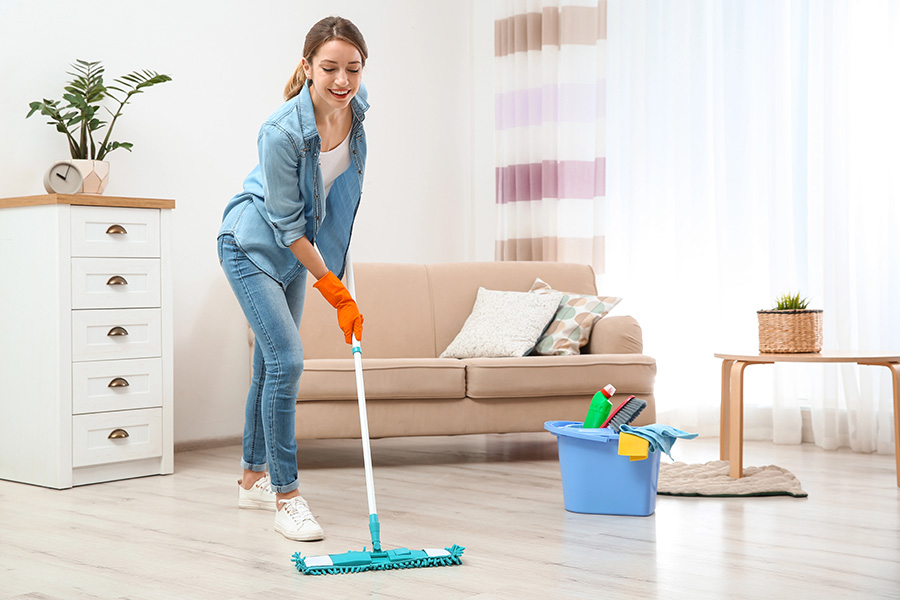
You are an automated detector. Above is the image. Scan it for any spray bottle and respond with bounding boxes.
[583,384,616,428]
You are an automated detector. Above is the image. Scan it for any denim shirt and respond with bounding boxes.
[219,83,369,285]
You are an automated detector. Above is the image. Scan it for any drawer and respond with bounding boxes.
[72,408,163,467]
[72,258,161,309]
[72,309,162,362]
[71,206,160,258]
[72,358,163,415]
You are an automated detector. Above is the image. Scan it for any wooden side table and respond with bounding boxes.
[716,352,900,487]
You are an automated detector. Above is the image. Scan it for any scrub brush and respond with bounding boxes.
[600,395,647,432]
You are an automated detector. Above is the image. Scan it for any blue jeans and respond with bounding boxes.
[218,235,306,493]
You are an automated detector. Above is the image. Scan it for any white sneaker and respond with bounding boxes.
[238,474,276,511]
[274,496,325,541]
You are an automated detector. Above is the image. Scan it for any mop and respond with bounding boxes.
[292,256,464,575]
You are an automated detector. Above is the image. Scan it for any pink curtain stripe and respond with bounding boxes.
[495,1,607,271]
[495,82,607,130]
[495,235,606,266]
[496,158,606,203]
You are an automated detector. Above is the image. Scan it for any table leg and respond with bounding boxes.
[888,364,900,488]
[859,361,900,488]
[720,359,735,461]
[728,361,749,479]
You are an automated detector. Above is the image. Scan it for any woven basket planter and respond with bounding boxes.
[757,309,823,353]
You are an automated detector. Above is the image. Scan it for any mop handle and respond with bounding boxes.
[344,255,378,519]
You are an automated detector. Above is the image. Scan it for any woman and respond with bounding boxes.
[217,16,369,541]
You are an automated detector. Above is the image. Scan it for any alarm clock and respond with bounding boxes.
[43,160,84,194]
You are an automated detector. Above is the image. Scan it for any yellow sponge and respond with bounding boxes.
[618,432,650,461]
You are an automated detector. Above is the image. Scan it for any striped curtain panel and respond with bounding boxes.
[494,0,607,271]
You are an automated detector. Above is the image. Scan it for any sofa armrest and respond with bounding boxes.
[586,315,644,354]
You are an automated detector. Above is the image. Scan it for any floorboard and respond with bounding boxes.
[1,434,898,599]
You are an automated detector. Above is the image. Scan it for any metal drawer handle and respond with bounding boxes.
[107,326,129,337]
[106,224,128,235]
[106,275,129,286]
[108,377,130,388]
[108,429,130,440]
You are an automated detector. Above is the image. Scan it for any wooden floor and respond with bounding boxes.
[2,434,898,599]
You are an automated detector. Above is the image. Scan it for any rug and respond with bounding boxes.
[657,460,808,498]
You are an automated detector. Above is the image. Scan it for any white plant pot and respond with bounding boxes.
[71,159,110,194]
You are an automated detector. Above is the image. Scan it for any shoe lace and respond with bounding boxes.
[278,497,315,524]
[254,474,273,493]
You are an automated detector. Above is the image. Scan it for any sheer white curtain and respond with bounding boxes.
[605,0,900,453]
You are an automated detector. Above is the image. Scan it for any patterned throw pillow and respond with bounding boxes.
[440,287,564,358]
[529,278,622,356]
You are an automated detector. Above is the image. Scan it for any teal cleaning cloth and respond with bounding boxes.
[619,424,698,460]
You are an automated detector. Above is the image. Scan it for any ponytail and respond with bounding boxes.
[283,61,307,101]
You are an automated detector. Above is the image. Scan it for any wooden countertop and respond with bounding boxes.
[0,194,175,209]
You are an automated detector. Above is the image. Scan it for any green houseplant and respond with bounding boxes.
[758,292,823,353]
[27,59,172,193]
[773,292,810,310]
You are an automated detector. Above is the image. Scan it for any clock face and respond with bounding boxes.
[43,161,84,194]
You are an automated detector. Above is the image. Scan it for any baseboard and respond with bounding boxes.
[174,435,241,453]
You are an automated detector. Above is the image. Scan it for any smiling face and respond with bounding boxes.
[302,39,363,115]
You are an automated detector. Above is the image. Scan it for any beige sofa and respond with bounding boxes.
[252,261,657,439]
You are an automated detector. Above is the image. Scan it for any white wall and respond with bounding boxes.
[0,0,496,446]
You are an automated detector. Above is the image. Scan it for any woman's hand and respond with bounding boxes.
[313,271,363,344]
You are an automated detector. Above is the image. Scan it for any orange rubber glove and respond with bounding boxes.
[313,271,363,344]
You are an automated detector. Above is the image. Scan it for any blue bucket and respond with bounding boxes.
[544,420,660,516]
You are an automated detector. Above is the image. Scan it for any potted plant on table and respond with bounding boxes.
[758,292,823,353]
[27,59,172,194]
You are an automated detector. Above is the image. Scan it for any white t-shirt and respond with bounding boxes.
[319,131,352,200]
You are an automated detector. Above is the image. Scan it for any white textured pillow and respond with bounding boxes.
[440,287,564,358]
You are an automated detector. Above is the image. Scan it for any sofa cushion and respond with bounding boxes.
[462,354,657,399]
[529,278,622,356]
[426,262,599,357]
[299,263,436,360]
[297,358,466,401]
[439,287,563,358]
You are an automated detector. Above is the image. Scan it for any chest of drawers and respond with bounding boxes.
[0,194,174,488]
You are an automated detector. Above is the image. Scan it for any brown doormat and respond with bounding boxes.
[658,460,808,498]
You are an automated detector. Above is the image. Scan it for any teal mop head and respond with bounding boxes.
[292,544,465,575]
[292,514,464,575]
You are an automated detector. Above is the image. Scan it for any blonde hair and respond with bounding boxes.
[284,16,368,101]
